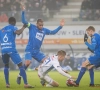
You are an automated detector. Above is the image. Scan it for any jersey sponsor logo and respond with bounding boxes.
[1,46,12,49]
[1,42,12,45]
[36,32,43,41]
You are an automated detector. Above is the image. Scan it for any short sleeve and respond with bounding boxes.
[13,26,18,32]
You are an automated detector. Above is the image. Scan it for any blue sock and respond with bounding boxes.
[19,64,28,76]
[19,66,28,84]
[89,68,94,85]
[4,67,9,85]
[76,67,86,84]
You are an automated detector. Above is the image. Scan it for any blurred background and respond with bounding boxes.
[0,0,100,71]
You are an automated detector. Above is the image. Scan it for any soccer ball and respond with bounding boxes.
[66,78,74,87]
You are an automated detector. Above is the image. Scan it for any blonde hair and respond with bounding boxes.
[87,26,95,31]
[57,50,66,56]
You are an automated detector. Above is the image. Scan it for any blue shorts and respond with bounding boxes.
[88,54,100,66]
[2,50,22,65]
[25,50,46,62]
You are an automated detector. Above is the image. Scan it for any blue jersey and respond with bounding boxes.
[0,24,18,53]
[85,33,100,55]
[21,11,62,52]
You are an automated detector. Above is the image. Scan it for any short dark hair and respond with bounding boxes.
[37,19,43,23]
[87,26,95,31]
[8,17,16,25]
[57,50,66,56]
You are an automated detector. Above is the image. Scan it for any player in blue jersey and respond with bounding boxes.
[72,26,100,87]
[0,17,34,88]
[17,4,65,84]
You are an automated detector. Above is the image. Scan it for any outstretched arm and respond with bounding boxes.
[45,19,65,35]
[54,65,75,79]
[21,4,28,24]
[52,60,72,78]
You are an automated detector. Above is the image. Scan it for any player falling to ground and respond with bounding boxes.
[38,50,75,87]
[0,17,34,88]
[17,4,65,84]
[72,26,100,87]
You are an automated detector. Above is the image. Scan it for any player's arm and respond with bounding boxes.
[21,4,30,28]
[52,61,72,78]
[84,33,96,51]
[13,25,27,35]
[85,37,96,51]
[45,19,65,35]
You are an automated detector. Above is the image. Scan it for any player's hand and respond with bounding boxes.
[60,19,65,26]
[20,3,26,11]
[35,68,38,71]
[87,47,94,53]
[84,33,88,42]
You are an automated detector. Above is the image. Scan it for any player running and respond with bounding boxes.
[72,26,100,87]
[17,4,65,84]
[38,50,75,87]
[0,17,33,88]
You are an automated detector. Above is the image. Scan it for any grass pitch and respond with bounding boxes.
[0,71,100,90]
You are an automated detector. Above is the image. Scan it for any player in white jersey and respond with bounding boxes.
[38,50,75,87]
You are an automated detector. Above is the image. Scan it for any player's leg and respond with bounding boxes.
[2,54,10,88]
[74,60,90,86]
[87,65,94,86]
[32,50,47,63]
[17,52,32,84]
[87,55,100,87]
[74,55,100,87]
[10,51,34,88]
[38,65,46,86]
[44,74,59,87]
[38,67,59,87]
[24,52,32,70]
[17,62,34,88]
[38,73,59,87]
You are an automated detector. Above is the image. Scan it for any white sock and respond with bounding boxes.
[18,74,21,77]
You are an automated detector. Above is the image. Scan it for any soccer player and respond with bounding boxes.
[72,26,100,87]
[17,4,65,84]
[38,50,75,87]
[0,17,33,88]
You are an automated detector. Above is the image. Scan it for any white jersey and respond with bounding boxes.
[38,55,72,78]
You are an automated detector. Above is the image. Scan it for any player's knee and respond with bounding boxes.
[82,62,86,67]
[39,74,44,79]
[17,62,23,67]
[54,82,59,87]
[5,63,9,68]
[25,60,31,66]
[51,81,59,87]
